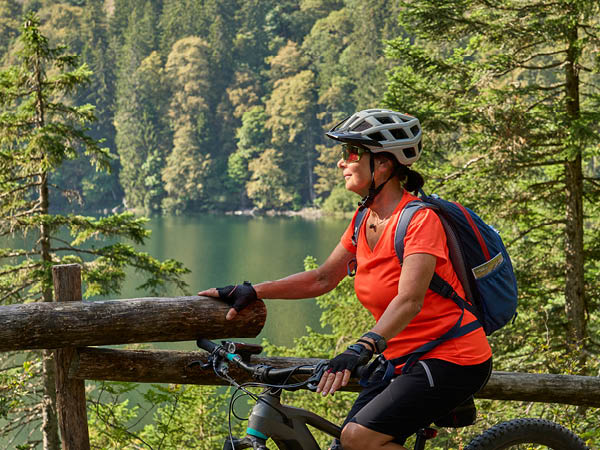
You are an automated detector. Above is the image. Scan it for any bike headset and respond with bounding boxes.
[325,109,423,208]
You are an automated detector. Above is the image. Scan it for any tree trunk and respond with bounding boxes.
[563,22,587,351]
[35,43,60,450]
[70,348,600,407]
[0,296,266,351]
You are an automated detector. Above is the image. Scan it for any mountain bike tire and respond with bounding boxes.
[465,418,589,450]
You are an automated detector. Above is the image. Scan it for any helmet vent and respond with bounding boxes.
[418,141,423,152]
[376,116,394,124]
[390,128,409,140]
[403,147,417,159]
[367,132,386,142]
[352,121,371,132]
[410,125,420,136]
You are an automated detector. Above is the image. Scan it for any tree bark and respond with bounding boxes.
[52,265,90,450]
[71,348,600,408]
[0,296,266,351]
[35,42,60,450]
[563,18,587,350]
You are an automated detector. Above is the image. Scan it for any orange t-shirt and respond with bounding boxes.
[340,190,492,368]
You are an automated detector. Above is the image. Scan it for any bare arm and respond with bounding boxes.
[198,242,355,319]
[318,252,436,396]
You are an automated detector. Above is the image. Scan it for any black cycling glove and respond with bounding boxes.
[217,281,258,312]
[327,343,373,374]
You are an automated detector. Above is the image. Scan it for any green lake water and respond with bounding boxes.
[123,213,349,348]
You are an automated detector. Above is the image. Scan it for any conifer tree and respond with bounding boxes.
[0,15,188,448]
[384,1,600,369]
[162,36,215,213]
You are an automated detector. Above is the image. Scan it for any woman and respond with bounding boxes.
[199,109,492,450]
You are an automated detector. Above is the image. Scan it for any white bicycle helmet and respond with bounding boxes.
[325,109,422,166]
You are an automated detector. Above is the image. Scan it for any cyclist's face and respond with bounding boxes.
[338,146,372,195]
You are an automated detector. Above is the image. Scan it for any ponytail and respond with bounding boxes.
[396,164,424,194]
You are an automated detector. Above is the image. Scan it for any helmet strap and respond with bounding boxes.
[358,154,396,209]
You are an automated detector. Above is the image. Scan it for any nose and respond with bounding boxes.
[337,158,346,169]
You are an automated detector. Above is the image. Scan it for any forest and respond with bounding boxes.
[1,0,600,449]
[1,0,406,216]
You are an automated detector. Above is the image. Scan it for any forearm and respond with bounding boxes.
[253,268,338,300]
[370,295,422,342]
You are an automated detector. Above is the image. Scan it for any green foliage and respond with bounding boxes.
[87,381,240,450]
[0,0,401,214]
[246,149,295,210]
[0,16,189,445]
[115,51,169,215]
[322,185,358,215]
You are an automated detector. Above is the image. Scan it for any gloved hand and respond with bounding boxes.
[327,343,373,374]
[217,281,258,313]
[317,343,373,396]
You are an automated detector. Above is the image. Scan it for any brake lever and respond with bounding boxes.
[306,360,329,391]
[187,343,229,375]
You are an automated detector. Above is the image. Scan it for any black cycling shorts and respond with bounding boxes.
[343,358,492,445]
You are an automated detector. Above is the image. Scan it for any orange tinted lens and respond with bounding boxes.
[342,144,362,162]
[346,151,360,162]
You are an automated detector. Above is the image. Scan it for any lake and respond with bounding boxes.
[114,213,350,348]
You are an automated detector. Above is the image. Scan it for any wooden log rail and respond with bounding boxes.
[72,347,600,408]
[0,293,266,351]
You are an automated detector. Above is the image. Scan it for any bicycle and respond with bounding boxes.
[191,338,589,450]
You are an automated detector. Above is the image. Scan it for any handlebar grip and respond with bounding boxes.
[197,338,218,353]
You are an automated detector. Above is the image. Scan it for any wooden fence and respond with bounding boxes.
[1,264,599,449]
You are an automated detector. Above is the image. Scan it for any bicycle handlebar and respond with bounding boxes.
[195,338,376,391]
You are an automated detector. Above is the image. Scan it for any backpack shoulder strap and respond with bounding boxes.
[393,200,430,265]
[347,206,369,277]
[351,206,369,247]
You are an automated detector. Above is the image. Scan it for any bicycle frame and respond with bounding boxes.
[243,388,341,450]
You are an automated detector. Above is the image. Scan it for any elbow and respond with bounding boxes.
[314,268,339,295]
[406,296,423,319]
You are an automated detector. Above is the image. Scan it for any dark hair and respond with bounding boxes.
[374,152,425,194]
[396,164,425,194]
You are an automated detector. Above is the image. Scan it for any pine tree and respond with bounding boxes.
[0,15,188,447]
[384,1,600,369]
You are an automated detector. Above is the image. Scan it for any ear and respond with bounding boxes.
[375,155,395,174]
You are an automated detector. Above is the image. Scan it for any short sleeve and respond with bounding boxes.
[340,208,362,254]
[403,208,448,262]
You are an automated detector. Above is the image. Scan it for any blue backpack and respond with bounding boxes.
[351,190,518,371]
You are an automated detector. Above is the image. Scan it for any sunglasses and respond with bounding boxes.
[341,144,368,163]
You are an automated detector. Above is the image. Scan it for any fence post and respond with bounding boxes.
[52,264,90,450]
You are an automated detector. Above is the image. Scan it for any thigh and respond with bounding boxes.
[350,358,492,444]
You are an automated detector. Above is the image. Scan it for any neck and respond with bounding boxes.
[368,178,404,219]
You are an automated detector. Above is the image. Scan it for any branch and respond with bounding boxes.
[507,220,565,246]
[516,49,567,65]
[0,279,37,304]
[518,60,565,70]
[526,90,563,112]
[434,156,486,189]
[0,172,43,184]
[0,182,42,200]
[0,263,41,277]
[584,177,600,188]
[514,39,548,56]
[516,159,567,169]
